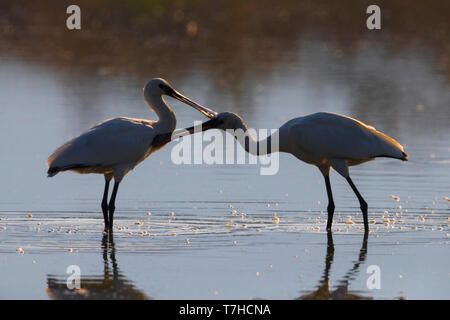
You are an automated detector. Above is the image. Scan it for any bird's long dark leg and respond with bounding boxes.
[101,177,111,228]
[324,175,335,231]
[346,177,369,232]
[108,182,120,230]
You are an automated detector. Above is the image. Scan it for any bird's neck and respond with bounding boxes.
[145,94,176,133]
[233,119,274,156]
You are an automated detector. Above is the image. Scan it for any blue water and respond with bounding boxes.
[0,37,449,299]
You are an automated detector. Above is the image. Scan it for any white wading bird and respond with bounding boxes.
[47,78,216,229]
[179,110,408,232]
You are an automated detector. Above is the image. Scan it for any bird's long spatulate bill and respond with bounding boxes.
[172,91,218,119]
[171,118,218,141]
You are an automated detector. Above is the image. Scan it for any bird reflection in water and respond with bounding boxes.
[46,231,148,300]
[299,232,372,300]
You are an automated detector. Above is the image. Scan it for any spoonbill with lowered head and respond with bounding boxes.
[178,110,408,233]
[47,78,216,229]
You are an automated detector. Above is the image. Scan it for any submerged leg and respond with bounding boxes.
[346,177,369,232]
[101,176,111,228]
[324,175,335,231]
[108,182,120,229]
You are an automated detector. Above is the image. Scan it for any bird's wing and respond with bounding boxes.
[47,117,157,171]
[280,112,407,161]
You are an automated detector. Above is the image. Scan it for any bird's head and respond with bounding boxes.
[143,78,217,119]
[144,78,176,97]
[174,112,246,139]
[207,112,245,131]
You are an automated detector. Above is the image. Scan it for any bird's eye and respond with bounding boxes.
[158,84,165,89]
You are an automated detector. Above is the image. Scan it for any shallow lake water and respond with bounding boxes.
[0,0,449,299]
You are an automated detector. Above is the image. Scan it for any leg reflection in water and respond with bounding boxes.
[46,230,148,300]
[298,232,372,300]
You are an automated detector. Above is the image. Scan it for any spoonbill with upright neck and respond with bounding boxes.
[47,78,216,229]
[178,110,408,233]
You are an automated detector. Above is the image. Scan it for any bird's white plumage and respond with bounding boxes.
[278,112,406,170]
[190,109,407,232]
[46,78,219,229]
[47,117,158,181]
[201,111,407,180]
[46,78,202,184]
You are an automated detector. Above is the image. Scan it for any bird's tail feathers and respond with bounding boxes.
[376,151,408,162]
[371,128,408,162]
[401,151,408,161]
[47,167,59,177]
[47,164,93,177]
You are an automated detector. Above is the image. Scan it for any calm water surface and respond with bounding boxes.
[0,1,449,299]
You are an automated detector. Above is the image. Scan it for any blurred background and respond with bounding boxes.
[0,0,449,207]
[0,0,449,299]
